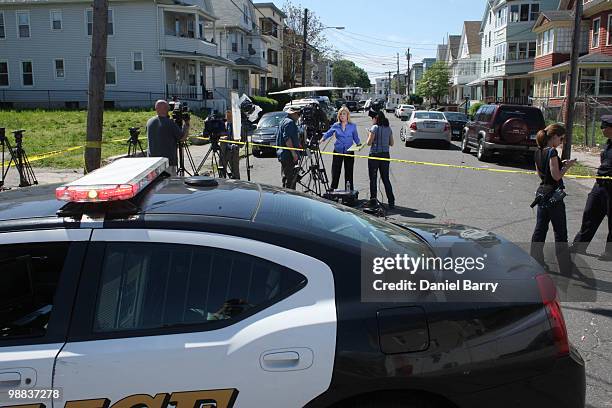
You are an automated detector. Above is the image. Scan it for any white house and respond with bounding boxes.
[472,0,560,105]
[208,0,269,99]
[0,0,233,111]
[254,2,285,91]
[450,21,481,103]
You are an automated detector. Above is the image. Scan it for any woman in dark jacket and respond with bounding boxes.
[531,123,576,273]
[366,111,395,209]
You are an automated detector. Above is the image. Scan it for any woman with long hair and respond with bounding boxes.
[366,111,395,209]
[531,123,576,273]
[322,106,360,190]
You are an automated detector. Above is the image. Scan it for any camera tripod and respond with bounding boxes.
[195,136,229,178]
[126,128,145,157]
[296,139,330,197]
[1,128,38,189]
[177,141,198,177]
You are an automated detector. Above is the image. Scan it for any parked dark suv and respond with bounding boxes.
[345,101,359,112]
[462,104,545,161]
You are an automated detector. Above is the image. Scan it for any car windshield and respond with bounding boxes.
[414,112,445,120]
[496,107,545,129]
[445,112,468,121]
[258,113,287,128]
[255,192,428,255]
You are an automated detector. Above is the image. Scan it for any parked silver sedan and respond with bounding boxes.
[400,110,451,147]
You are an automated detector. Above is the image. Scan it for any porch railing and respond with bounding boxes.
[166,84,198,99]
[484,96,532,106]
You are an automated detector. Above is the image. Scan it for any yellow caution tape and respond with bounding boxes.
[23,135,612,181]
[28,146,84,163]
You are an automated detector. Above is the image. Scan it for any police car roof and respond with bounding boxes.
[0,177,265,224]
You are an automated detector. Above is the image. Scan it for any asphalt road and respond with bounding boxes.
[224,111,612,408]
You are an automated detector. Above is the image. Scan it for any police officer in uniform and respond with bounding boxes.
[572,115,612,261]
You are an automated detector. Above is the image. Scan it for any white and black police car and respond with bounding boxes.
[0,158,585,408]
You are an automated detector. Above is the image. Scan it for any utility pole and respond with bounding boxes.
[406,49,411,97]
[563,0,583,160]
[396,53,400,94]
[387,71,392,99]
[301,8,308,87]
[85,0,109,173]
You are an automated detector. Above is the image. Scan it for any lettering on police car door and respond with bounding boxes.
[3,389,238,408]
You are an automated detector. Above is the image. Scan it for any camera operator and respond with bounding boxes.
[146,99,190,176]
[275,106,302,189]
[220,110,240,179]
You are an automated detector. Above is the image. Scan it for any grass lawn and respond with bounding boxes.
[0,109,206,168]
[567,162,596,178]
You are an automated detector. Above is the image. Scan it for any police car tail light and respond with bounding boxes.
[56,157,168,202]
[536,274,570,357]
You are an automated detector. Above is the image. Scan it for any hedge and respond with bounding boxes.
[252,96,279,114]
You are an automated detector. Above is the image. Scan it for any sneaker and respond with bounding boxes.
[366,199,377,208]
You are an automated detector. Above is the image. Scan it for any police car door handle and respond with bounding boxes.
[263,351,300,363]
[260,348,314,372]
[0,372,22,388]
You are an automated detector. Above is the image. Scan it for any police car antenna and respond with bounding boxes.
[0,128,38,189]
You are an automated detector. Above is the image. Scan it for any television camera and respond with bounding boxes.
[195,114,230,178]
[169,100,190,128]
[0,128,38,189]
[126,127,145,157]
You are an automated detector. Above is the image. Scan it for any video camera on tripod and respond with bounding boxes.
[1,127,38,189]
[297,102,327,148]
[169,100,191,128]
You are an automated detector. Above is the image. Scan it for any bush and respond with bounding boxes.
[469,102,484,117]
[252,96,279,114]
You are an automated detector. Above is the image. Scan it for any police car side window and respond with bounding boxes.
[93,243,306,333]
[0,242,69,340]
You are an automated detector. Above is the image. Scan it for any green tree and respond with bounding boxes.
[416,62,450,104]
[332,59,371,90]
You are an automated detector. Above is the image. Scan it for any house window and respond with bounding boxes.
[187,20,194,38]
[87,9,113,36]
[530,3,539,21]
[188,64,196,86]
[520,4,530,21]
[519,42,528,60]
[510,5,519,22]
[21,61,33,86]
[50,10,62,30]
[199,22,203,39]
[488,32,491,47]
[529,41,536,58]
[0,61,8,86]
[496,7,507,28]
[54,59,64,79]
[267,49,278,65]
[0,12,5,39]
[608,14,612,46]
[552,73,559,97]
[232,78,239,90]
[132,51,143,71]
[592,17,600,48]
[599,69,612,95]
[232,42,238,52]
[580,68,597,94]
[243,4,249,24]
[559,72,567,97]
[105,58,116,85]
[16,11,30,38]
[508,43,517,60]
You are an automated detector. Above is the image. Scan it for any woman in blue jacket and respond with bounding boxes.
[322,106,361,190]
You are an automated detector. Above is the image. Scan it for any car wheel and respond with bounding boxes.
[461,133,471,153]
[477,138,491,162]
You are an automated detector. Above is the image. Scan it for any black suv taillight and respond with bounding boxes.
[536,274,570,356]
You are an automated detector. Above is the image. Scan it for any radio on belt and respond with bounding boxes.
[55,157,168,202]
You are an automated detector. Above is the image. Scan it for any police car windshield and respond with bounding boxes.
[258,112,288,128]
[255,192,427,255]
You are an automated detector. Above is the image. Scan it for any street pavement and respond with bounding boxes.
[231,111,612,408]
[1,112,611,406]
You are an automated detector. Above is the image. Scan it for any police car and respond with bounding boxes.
[0,158,585,408]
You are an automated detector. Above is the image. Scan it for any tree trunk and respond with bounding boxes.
[85,0,109,173]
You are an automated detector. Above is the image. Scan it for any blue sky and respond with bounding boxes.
[281,0,485,81]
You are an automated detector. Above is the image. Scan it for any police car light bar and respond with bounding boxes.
[55,157,168,202]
